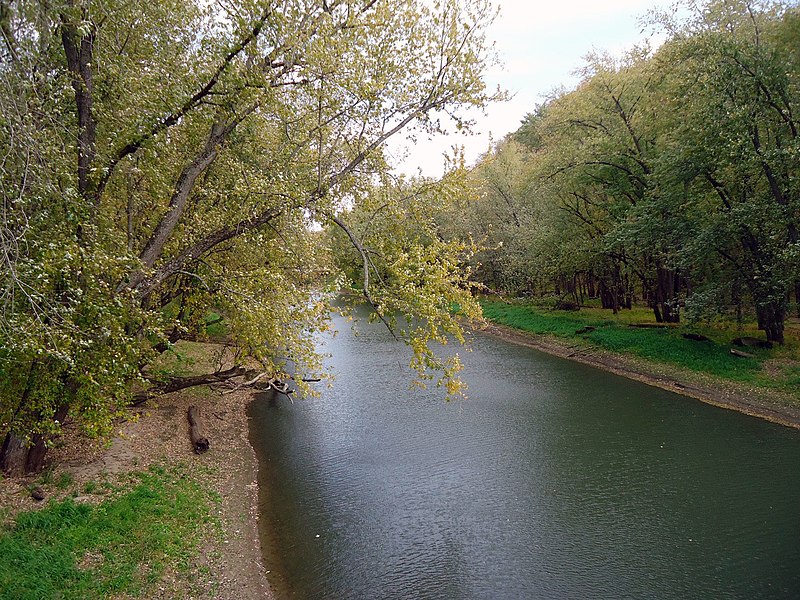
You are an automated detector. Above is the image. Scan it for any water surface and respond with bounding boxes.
[250,311,800,599]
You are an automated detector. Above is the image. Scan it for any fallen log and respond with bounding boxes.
[682,333,712,342]
[132,366,246,405]
[221,373,322,395]
[730,348,755,359]
[187,405,210,454]
[732,336,773,349]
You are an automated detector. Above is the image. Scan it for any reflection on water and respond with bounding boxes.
[250,310,800,599]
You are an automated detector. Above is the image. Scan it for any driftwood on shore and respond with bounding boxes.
[188,405,210,453]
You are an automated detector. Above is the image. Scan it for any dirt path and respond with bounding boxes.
[482,322,800,430]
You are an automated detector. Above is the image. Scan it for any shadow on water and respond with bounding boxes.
[249,310,800,599]
[248,390,293,598]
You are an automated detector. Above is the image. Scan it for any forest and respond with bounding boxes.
[1,0,798,476]
[434,0,800,343]
[0,0,495,474]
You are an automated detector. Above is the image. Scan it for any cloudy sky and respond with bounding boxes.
[390,0,678,175]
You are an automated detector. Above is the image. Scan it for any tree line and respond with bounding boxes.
[442,0,799,344]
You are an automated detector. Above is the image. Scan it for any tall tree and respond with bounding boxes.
[655,0,800,342]
[0,0,499,474]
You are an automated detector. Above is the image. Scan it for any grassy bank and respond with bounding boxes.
[481,300,800,401]
[0,463,219,599]
[0,319,273,600]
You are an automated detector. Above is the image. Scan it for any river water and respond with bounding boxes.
[250,310,800,599]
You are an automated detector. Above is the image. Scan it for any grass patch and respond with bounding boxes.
[55,472,74,491]
[481,300,799,396]
[204,312,227,339]
[0,464,218,599]
[148,340,233,382]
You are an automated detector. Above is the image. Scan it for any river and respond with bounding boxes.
[250,309,800,599]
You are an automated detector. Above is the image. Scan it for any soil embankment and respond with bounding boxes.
[0,385,275,599]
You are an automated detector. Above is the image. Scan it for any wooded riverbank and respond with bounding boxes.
[2,303,799,597]
[0,343,274,599]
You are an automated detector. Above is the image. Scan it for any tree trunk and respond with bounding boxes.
[0,431,29,477]
[571,274,580,305]
[653,304,664,324]
[623,279,633,310]
[586,271,597,299]
[796,281,800,318]
[652,267,680,324]
[756,301,785,344]
[24,404,70,474]
[1,403,71,476]
[599,275,622,314]
[61,14,98,214]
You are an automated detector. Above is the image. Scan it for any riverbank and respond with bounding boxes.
[481,320,800,430]
[4,309,799,597]
[0,343,275,599]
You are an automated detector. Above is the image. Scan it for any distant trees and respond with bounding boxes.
[445,0,799,341]
[658,0,800,342]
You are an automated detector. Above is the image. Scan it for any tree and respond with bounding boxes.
[0,0,499,474]
[453,138,542,294]
[329,164,483,394]
[533,49,685,320]
[654,0,800,342]
[448,0,798,337]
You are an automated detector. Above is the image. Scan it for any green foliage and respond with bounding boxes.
[328,164,484,397]
[440,0,799,345]
[0,465,216,599]
[56,472,74,491]
[203,312,227,339]
[0,0,500,458]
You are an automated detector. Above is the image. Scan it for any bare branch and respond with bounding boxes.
[329,213,398,340]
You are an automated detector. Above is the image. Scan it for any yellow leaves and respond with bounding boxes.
[327,164,485,400]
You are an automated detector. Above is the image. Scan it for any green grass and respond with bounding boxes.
[0,464,218,599]
[480,300,791,389]
[203,311,227,338]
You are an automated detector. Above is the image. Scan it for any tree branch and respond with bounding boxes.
[329,213,398,339]
[132,366,246,405]
[130,203,287,300]
[95,8,272,201]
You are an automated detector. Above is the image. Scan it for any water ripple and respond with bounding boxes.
[251,312,800,599]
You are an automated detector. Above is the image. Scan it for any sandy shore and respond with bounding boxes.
[481,322,800,430]
[106,388,276,599]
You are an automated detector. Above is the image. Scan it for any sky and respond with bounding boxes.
[390,0,678,176]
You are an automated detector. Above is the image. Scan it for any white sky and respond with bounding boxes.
[390,0,677,176]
